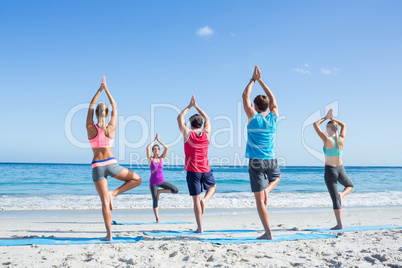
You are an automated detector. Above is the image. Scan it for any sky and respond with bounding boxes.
[1,0,401,166]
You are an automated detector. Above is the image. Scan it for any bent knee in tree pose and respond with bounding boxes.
[313,108,354,230]
[242,65,281,240]
[177,95,216,233]
[147,133,179,223]
[86,76,142,241]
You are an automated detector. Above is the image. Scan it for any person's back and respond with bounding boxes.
[246,112,278,160]
[86,76,142,241]
[242,66,281,240]
[184,130,210,173]
[313,109,354,230]
[177,95,216,233]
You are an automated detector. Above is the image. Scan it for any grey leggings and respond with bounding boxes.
[324,165,354,209]
[150,181,179,208]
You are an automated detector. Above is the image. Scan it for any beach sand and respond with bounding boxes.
[1,206,401,267]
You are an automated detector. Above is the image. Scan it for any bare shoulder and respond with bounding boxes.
[324,136,335,149]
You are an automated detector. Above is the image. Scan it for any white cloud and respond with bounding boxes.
[321,68,340,75]
[293,68,311,75]
[196,26,214,37]
[292,64,311,75]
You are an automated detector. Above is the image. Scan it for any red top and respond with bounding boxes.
[184,131,210,173]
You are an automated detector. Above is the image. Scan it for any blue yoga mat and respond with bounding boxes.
[306,225,402,233]
[199,233,337,245]
[112,220,192,225]
[144,229,259,237]
[0,236,143,246]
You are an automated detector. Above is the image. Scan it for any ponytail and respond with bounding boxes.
[334,132,339,153]
[327,120,339,152]
[96,103,109,136]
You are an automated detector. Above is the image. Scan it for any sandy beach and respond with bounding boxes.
[1,206,401,267]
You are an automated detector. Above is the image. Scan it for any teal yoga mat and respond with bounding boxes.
[0,236,143,246]
[306,225,402,233]
[144,229,259,237]
[112,220,192,225]
[199,233,337,245]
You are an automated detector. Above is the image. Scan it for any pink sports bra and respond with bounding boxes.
[89,124,114,148]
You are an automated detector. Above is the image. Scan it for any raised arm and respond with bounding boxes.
[256,66,279,117]
[86,77,104,133]
[102,77,117,133]
[177,96,194,140]
[193,97,211,138]
[242,66,259,121]
[313,109,332,144]
[146,134,158,165]
[156,133,169,160]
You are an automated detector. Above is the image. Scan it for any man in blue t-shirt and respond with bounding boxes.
[242,65,281,240]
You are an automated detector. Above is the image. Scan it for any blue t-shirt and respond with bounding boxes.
[246,112,278,159]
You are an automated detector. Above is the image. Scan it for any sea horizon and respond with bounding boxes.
[1,163,401,211]
[1,162,401,168]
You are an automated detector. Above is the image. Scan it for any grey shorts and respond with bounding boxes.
[248,159,281,192]
[92,163,124,182]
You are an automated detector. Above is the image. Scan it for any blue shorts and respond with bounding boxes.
[186,170,216,196]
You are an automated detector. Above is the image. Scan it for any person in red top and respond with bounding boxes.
[177,95,216,233]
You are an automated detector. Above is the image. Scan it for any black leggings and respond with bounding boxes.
[324,165,354,209]
[150,181,179,208]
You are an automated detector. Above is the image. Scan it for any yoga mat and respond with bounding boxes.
[306,225,402,233]
[0,236,143,246]
[144,229,259,237]
[199,233,337,245]
[112,220,192,225]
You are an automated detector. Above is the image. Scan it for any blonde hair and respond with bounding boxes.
[96,103,109,136]
[327,121,339,152]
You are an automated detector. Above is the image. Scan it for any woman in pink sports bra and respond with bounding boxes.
[86,76,142,241]
[146,133,179,223]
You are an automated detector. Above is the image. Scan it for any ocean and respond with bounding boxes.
[1,163,401,211]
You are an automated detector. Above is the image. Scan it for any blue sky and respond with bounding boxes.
[1,0,401,166]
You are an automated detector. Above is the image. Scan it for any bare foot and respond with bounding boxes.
[194,228,203,233]
[101,236,113,241]
[109,192,115,211]
[156,218,160,223]
[257,233,273,240]
[200,199,205,215]
[330,225,343,230]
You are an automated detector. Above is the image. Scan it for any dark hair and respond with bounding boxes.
[189,114,203,128]
[152,145,160,151]
[253,95,269,111]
